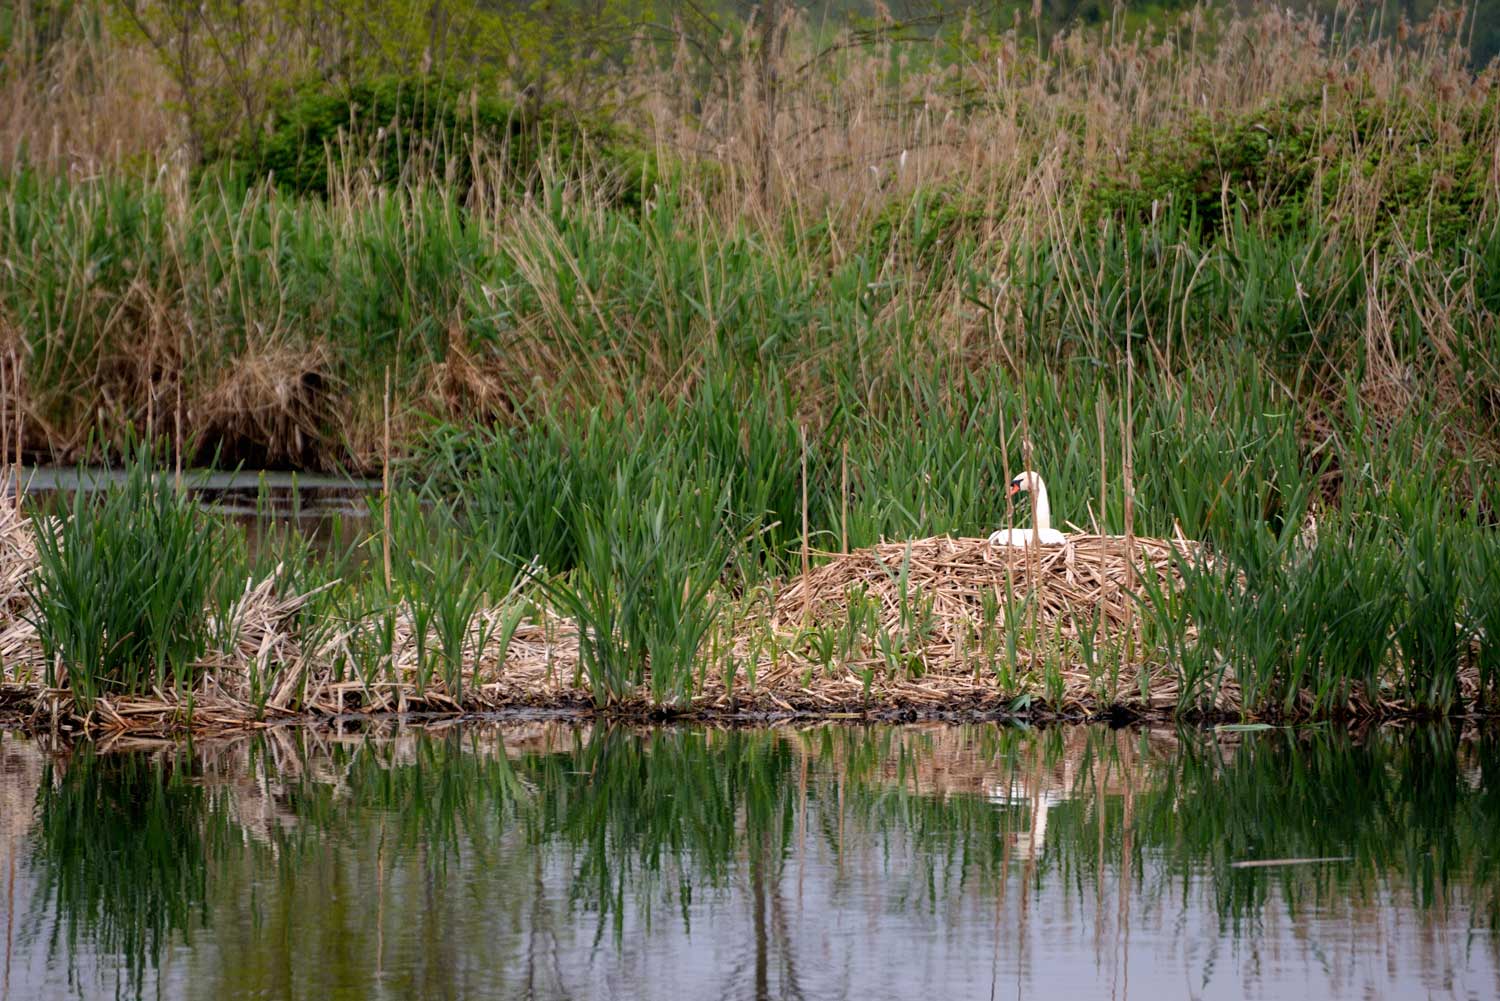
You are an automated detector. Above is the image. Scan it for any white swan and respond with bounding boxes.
[988,470,1067,547]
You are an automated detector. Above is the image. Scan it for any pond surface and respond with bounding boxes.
[1,722,1496,1001]
[13,464,377,558]
[15,466,379,507]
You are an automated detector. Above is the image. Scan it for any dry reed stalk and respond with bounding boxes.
[801,421,810,625]
[608,5,1437,225]
[174,380,183,490]
[1016,278,1040,675]
[840,440,848,555]
[10,357,19,509]
[2,352,9,509]
[382,367,392,592]
[1122,331,1137,665]
[1096,392,1107,535]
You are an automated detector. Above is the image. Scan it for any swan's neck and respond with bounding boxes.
[1030,477,1052,532]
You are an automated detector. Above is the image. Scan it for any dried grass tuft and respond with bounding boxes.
[0,502,42,682]
[192,343,338,467]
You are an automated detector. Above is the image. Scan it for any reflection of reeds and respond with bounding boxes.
[29,744,220,994]
[13,720,1499,998]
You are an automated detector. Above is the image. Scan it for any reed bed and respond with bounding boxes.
[1,5,1496,472]
[1,508,1205,731]
[1,4,1497,735]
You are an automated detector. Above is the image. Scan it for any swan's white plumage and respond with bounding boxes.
[989,470,1067,547]
[988,526,1067,546]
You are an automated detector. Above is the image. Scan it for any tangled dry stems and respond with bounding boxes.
[741,534,1208,714]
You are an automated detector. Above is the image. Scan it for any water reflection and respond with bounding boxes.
[1,723,1497,1000]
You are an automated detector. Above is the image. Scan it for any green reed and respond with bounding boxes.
[386,495,494,700]
[530,445,737,706]
[1146,422,1494,718]
[26,448,223,709]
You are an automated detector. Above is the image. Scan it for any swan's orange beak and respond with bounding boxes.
[1007,482,1020,497]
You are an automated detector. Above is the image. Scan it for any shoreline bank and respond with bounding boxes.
[3,677,1492,742]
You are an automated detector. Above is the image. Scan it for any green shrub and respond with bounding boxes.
[218,75,658,206]
[27,449,221,709]
[1090,92,1492,250]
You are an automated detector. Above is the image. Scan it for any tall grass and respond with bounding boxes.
[524,425,739,705]
[1,5,1494,473]
[26,448,222,709]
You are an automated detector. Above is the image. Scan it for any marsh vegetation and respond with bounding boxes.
[0,1,1497,727]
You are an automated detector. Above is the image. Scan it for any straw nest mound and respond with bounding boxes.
[716,533,1202,714]
[774,534,1193,638]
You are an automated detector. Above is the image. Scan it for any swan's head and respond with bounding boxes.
[1008,471,1044,498]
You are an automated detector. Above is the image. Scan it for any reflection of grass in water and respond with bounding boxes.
[538,728,800,926]
[1140,726,1500,932]
[29,747,220,992]
[255,724,1500,931]
[25,724,1500,994]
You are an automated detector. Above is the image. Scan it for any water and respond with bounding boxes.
[1,722,1496,1001]
[12,464,378,557]
[15,466,379,506]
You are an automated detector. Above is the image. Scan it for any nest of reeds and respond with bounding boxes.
[708,533,1204,714]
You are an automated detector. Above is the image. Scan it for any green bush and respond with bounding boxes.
[1090,92,1492,250]
[27,449,221,709]
[218,75,658,207]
